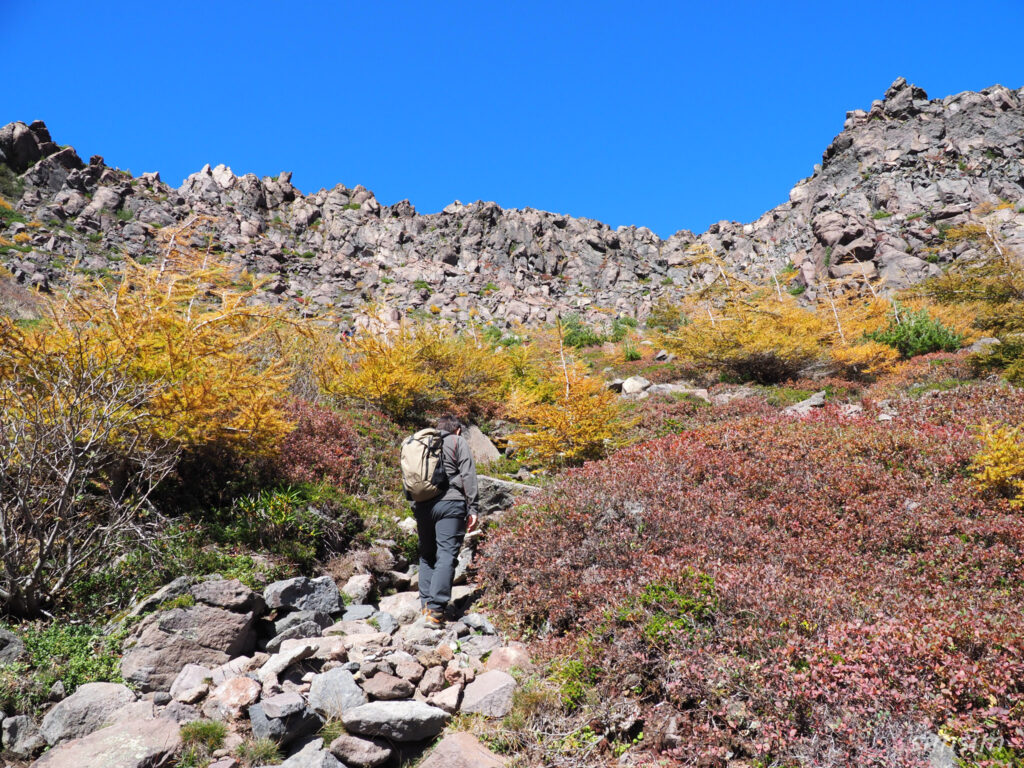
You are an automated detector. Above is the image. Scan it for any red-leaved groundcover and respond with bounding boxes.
[477,383,1024,766]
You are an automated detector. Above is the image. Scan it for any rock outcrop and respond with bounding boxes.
[3,79,1023,330]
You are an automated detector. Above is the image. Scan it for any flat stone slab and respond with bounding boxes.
[40,682,137,745]
[460,670,516,717]
[342,701,450,742]
[32,716,180,768]
[417,732,508,768]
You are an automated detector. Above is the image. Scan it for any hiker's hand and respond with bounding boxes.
[467,513,479,532]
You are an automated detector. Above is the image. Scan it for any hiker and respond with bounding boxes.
[403,414,479,627]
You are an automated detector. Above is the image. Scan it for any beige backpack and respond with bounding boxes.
[401,429,449,502]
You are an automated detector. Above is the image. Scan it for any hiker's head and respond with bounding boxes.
[436,414,464,435]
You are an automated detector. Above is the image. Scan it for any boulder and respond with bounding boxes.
[0,628,25,662]
[417,665,445,695]
[40,682,137,744]
[203,676,262,720]
[274,610,333,636]
[341,574,374,604]
[169,663,213,704]
[329,733,392,768]
[3,714,45,757]
[417,732,508,768]
[427,683,462,713]
[621,376,651,395]
[341,604,376,622]
[277,737,343,768]
[476,475,539,518]
[377,591,421,625]
[782,391,827,416]
[31,717,180,768]
[485,644,535,674]
[267,621,324,653]
[341,701,450,742]
[308,668,368,718]
[249,699,321,747]
[120,604,257,690]
[361,673,415,700]
[464,425,501,466]
[460,670,516,717]
[191,578,266,613]
[258,642,317,686]
[264,576,342,614]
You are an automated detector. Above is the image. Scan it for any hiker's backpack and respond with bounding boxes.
[401,428,450,502]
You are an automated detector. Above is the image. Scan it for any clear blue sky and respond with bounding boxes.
[6,1,1024,238]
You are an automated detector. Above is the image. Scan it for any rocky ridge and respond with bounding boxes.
[2,78,1024,329]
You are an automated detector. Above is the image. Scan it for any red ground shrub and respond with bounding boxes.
[477,386,1024,766]
[271,399,360,491]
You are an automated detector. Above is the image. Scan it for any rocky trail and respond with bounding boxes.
[2,550,525,768]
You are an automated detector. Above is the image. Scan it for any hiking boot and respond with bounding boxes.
[424,608,445,628]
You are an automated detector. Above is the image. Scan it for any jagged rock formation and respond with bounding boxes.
[2,78,1023,327]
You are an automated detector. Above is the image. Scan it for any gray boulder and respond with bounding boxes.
[460,670,517,717]
[40,682,137,744]
[274,610,333,636]
[191,578,266,613]
[249,698,322,747]
[308,668,367,718]
[0,628,25,662]
[477,475,539,518]
[621,376,651,395]
[120,604,258,691]
[783,390,827,416]
[341,701,450,742]
[329,733,393,767]
[31,716,180,768]
[266,621,323,653]
[464,425,501,466]
[264,576,342,614]
[275,737,344,768]
[2,714,45,757]
[342,604,376,621]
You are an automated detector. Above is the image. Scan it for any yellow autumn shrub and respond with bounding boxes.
[970,423,1024,508]
[1,219,294,454]
[660,293,827,384]
[509,360,632,467]
[318,318,505,419]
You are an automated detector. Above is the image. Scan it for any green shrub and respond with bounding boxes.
[560,314,604,348]
[866,305,964,358]
[0,622,123,715]
[623,341,642,362]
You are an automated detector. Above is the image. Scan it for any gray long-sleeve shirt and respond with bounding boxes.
[437,432,479,515]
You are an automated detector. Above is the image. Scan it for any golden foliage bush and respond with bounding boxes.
[1,219,294,454]
[318,319,505,420]
[660,292,828,384]
[509,360,632,467]
[970,422,1024,508]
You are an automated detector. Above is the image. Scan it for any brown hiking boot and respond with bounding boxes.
[424,608,445,628]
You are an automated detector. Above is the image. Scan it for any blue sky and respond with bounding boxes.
[6,1,1024,238]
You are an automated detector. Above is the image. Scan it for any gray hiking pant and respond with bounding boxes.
[413,498,467,612]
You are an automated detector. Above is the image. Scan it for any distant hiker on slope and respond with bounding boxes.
[401,414,479,627]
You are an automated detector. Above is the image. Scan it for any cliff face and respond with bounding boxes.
[2,77,1023,327]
